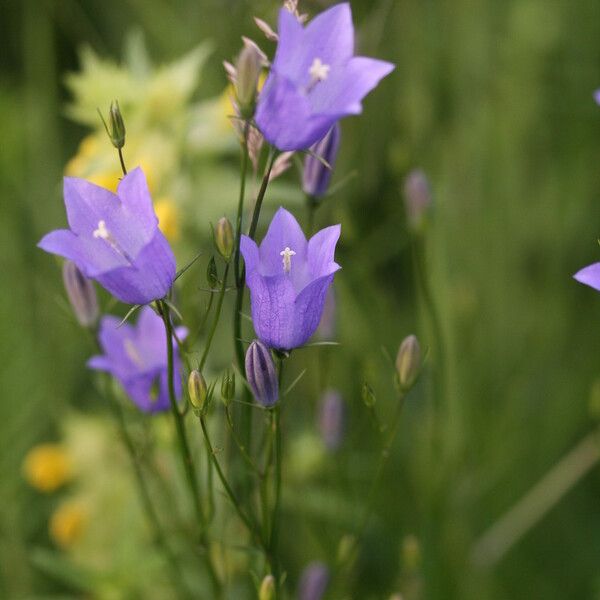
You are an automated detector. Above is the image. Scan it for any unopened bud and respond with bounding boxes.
[402,534,421,572]
[298,562,330,600]
[215,217,234,261]
[188,370,207,412]
[403,169,432,232]
[245,340,278,407]
[361,382,376,408]
[62,261,98,327]
[303,124,341,199]
[206,256,218,288]
[99,100,126,149]
[221,369,235,405]
[235,39,264,119]
[395,335,421,391]
[259,574,275,600]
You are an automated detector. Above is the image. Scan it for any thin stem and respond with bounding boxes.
[156,300,221,597]
[106,391,191,599]
[118,147,127,176]
[199,262,230,371]
[225,405,262,475]
[306,196,317,235]
[248,150,277,240]
[234,121,250,288]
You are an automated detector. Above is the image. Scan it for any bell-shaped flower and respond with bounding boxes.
[574,263,600,293]
[240,207,340,351]
[302,124,341,199]
[38,167,176,305]
[87,306,187,413]
[255,3,394,151]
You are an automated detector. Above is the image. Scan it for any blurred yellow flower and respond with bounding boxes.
[50,501,88,549]
[23,444,73,493]
[154,197,180,242]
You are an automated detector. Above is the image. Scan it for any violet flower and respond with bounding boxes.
[38,168,176,305]
[574,263,600,293]
[88,306,187,413]
[255,3,394,151]
[318,390,345,451]
[245,339,279,407]
[240,207,341,351]
[298,562,330,600]
[303,124,341,199]
[594,89,600,105]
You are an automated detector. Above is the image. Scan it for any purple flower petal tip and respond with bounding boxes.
[87,306,186,413]
[574,262,600,292]
[241,207,340,351]
[255,3,395,150]
[594,89,600,106]
[38,167,175,305]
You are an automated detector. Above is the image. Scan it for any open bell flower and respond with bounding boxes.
[87,306,187,413]
[255,3,394,151]
[240,207,340,351]
[38,167,176,305]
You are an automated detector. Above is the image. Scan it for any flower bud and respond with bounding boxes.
[245,340,278,407]
[298,562,329,600]
[188,370,207,412]
[361,382,376,408]
[403,169,432,232]
[302,124,341,199]
[259,574,275,600]
[318,390,345,451]
[62,260,98,327]
[206,256,218,288]
[395,335,421,391]
[99,100,126,149]
[235,39,264,119]
[215,217,234,261]
[221,369,235,405]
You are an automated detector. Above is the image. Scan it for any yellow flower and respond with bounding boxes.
[154,197,180,242]
[23,444,72,493]
[50,501,88,549]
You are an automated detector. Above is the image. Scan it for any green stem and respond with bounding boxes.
[225,405,262,475]
[156,300,221,597]
[234,121,250,288]
[199,262,230,371]
[106,391,191,599]
[118,147,127,176]
[248,150,277,240]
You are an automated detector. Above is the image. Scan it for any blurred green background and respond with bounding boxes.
[2,0,600,598]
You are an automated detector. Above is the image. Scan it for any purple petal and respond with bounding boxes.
[87,355,112,372]
[271,8,305,84]
[574,262,600,292]
[308,224,341,278]
[259,207,308,275]
[116,168,159,231]
[240,235,260,273]
[292,273,336,348]
[121,369,171,413]
[594,89,600,106]
[310,56,394,115]
[95,230,176,305]
[246,271,297,350]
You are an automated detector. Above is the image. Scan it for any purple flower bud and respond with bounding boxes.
[403,169,432,231]
[298,562,329,600]
[245,340,279,407]
[318,390,345,451]
[62,260,98,327]
[594,89,600,106]
[302,124,341,199]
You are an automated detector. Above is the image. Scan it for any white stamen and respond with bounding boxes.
[93,220,112,241]
[309,58,330,83]
[280,247,296,274]
[92,219,134,264]
[124,339,145,369]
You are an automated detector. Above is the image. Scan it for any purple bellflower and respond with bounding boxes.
[594,89,600,105]
[255,3,394,151]
[303,124,341,198]
[38,168,176,305]
[574,263,600,293]
[298,562,330,600]
[318,389,345,451]
[240,207,341,351]
[245,339,279,407]
[88,306,187,413]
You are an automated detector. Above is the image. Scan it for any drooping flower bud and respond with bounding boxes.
[235,39,264,119]
[361,382,376,408]
[206,256,218,288]
[302,124,341,199]
[403,169,432,232]
[395,335,421,391]
[318,390,345,451]
[188,370,207,412]
[298,562,330,600]
[259,574,275,600]
[245,340,279,407]
[221,369,235,405]
[99,100,126,149]
[215,217,234,261]
[62,260,98,327]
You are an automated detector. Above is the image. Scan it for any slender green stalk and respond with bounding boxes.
[118,147,127,176]
[234,122,250,289]
[225,405,262,475]
[106,390,191,599]
[199,262,230,371]
[248,150,277,240]
[156,300,221,597]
